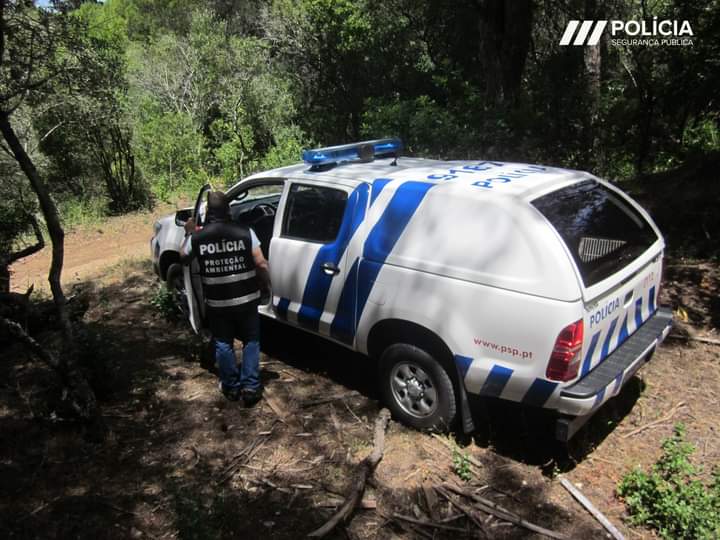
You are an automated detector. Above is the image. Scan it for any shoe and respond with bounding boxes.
[241,388,262,407]
[199,336,216,372]
[219,382,240,402]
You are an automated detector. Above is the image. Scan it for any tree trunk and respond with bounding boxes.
[0,111,101,427]
[477,0,533,104]
[0,111,73,349]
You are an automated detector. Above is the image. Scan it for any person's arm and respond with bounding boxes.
[179,217,196,263]
[253,247,270,290]
[249,228,270,290]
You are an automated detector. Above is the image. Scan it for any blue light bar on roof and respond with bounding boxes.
[302,138,403,167]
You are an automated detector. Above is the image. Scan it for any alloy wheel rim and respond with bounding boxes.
[390,361,438,418]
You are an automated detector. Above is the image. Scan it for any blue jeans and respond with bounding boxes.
[208,306,261,392]
[215,339,260,391]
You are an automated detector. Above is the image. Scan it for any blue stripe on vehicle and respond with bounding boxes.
[522,378,558,407]
[479,365,513,398]
[593,387,606,408]
[454,355,473,379]
[276,297,290,318]
[370,177,393,206]
[580,331,601,376]
[329,259,359,343]
[648,286,656,314]
[297,184,369,330]
[600,317,619,361]
[635,297,643,329]
[617,313,629,345]
[354,181,435,325]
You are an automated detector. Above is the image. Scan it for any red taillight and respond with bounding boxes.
[546,319,584,381]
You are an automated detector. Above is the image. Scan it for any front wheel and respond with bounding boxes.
[379,344,457,431]
[166,263,189,318]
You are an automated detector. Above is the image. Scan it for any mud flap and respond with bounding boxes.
[453,364,475,434]
[556,413,593,442]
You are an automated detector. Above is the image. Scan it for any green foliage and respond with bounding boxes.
[59,197,108,230]
[0,151,38,260]
[256,126,306,172]
[149,284,178,320]
[362,96,471,158]
[452,448,472,483]
[134,110,207,199]
[618,424,720,539]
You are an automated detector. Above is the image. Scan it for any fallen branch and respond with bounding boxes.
[263,387,289,422]
[307,408,391,538]
[301,392,357,408]
[622,401,686,439]
[435,485,486,531]
[667,333,720,346]
[392,513,467,533]
[314,496,376,509]
[422,482,441,521]
[0,315,100,422]
[559,478,624,540]
[442,483,567,540]
[217,434,270,484]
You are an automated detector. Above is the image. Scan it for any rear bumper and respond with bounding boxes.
[555,307,673,441]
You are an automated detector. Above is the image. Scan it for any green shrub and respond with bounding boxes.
[59,197,109,230]
[452,448,472,483]
[149,284,178,320]
[618,424,720,539]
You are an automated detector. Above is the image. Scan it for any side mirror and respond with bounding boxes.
[175,208,193,227]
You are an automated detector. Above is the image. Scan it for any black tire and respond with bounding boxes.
[379,343,456,431]
[166,263,189,317]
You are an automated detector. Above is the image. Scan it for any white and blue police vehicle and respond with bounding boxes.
[151,139,672,440]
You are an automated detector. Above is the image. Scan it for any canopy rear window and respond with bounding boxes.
[532,180,658,287]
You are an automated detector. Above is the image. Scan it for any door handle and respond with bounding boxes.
[321,262,340,276]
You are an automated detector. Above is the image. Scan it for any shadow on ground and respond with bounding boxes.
[1,266,603,538]
[261,316,646,475]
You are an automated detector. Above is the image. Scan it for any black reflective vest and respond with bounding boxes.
[191,220,259,309]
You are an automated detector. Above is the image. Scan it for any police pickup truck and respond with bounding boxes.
[151,139,672,441]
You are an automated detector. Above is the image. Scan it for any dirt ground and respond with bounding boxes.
[2,212,719,539]
[8,206,182,294]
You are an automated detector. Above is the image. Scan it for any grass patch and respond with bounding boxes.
[618,423,720,539]
[59,197,109,231]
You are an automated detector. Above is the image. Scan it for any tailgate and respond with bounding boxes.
[579,255,662,376]
[531,178,665,379]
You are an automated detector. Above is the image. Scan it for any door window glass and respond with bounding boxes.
[282,184,348,243]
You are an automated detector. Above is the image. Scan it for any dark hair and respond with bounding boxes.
[207,191,229,220]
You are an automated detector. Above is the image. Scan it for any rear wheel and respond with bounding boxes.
[379,344,456,431]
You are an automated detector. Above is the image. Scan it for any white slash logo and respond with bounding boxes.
[560,19,694,47]
[560,20,608,46]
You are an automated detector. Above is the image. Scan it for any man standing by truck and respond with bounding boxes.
[181,191,270,405]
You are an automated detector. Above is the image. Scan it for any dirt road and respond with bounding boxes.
[9,208,172,293]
